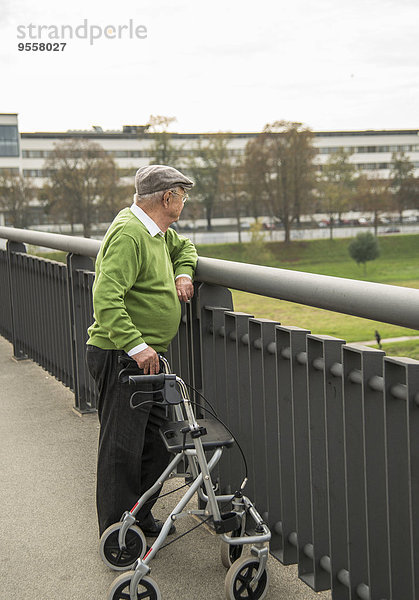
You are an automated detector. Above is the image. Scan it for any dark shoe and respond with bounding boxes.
[138,518,176,537]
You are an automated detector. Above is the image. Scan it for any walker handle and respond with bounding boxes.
[128,374,166,385]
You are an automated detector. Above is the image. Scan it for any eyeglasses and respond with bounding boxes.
[170,190,189,204]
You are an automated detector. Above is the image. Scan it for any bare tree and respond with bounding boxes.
[243,139,268,220]
[147,115,180,167]
[319,149,357,239]
[390,152,417,222]
[0,170,34,228]
[220,156,248,243]
[44,139,120,237]
[187,135,231,231]
[355,174,391,235]
[244,121,317,242]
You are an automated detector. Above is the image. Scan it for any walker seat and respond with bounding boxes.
[160,419,235,452]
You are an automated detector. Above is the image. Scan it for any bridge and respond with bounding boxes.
[1,225,418,600]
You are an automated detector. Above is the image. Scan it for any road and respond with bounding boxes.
[181,224,419,245]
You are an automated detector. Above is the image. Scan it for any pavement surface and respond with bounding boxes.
[0,335,331,600]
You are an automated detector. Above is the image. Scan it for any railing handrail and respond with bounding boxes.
[0,226,100,257]
[1,226,418,330]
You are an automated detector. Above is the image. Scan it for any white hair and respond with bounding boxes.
[134,186,183,205]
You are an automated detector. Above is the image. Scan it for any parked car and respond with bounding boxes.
[262,221,283,230]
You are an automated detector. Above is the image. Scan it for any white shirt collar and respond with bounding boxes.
[130,203,164,237]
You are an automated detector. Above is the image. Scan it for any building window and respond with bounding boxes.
[0,125,19,157]
[23,169,49,177]
[356,162,391,170]
[22,150,51,158]
[0,167,20,175]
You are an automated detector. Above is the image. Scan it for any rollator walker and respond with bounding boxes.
[100,357,271,600]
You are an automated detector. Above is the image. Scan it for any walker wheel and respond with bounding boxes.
[108,572,161,600]
[220,528,244,568]
[100,523,146,570]
[225,556,269,600]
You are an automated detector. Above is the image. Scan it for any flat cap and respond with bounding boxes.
[135,164,194,196]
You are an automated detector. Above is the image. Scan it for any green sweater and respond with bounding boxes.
[87,208,198,353]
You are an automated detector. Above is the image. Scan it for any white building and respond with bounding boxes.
[0,114,418,228]
[1,113,419,185]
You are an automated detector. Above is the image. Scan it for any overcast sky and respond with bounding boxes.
[2,0,419,134]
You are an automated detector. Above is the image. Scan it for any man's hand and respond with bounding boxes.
[176,276,194,302]
[132,347,160,374]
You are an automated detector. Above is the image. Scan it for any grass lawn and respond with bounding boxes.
[196,234,419,283]
[231,290,418,343]
[33,233,419,357]
[380,339,419,361]
[198,234,419,356]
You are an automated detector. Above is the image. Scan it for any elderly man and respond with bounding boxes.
[86,165,198,537]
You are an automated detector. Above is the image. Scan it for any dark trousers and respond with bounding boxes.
[86,345,170,536]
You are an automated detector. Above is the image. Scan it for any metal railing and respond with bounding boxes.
[1,226,419,600]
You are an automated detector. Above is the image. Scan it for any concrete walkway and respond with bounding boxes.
[359,335,419,346]
[0,335,331,600]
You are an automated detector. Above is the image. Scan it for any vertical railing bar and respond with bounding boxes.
[38,260,47,369]
[274,326,301,565]
[49,262,58,378]
[28,256,36,362]
[66,253,95,413]
[45,261,54,375]
[7,243,28,360]
[210,307,230,493]
[305,335,334,592]
[80,271,91,406]
[63,264,73,389]
[385,358,415,600]
[343,344,371,600]
[224,312,253,496]
[249,319,280,553]
[55,262,66,383]
[76,269,88,408]
[19,254,29,359]
[42,260,52,373]
[322,338,348,600]
[55,263,65,383]
[289,328,315,585]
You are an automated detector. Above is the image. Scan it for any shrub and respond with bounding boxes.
[348,232,380,274]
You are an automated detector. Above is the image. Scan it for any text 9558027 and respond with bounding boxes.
[18,42,67,51]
